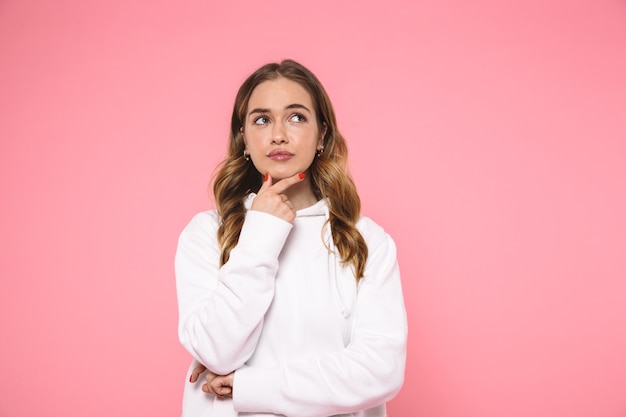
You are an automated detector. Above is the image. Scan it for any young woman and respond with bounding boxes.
[175,59,407,417]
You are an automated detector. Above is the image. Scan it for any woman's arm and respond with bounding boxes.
[175,209,292,375]
[231,220,408,417]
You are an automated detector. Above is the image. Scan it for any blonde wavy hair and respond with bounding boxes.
[213,59,368,280]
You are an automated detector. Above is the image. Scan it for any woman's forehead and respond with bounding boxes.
[247,78,314,111]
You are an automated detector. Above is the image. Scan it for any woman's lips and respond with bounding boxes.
[267,149,294,161]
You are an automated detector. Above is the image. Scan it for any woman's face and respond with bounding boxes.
[243,77,324,181]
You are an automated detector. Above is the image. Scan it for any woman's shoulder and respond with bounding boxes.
[188,208,219,223]
[356,216,399,273]
[180,209,220,237]
[356,216,395,247]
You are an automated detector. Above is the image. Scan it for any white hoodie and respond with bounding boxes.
[175,195,407,417]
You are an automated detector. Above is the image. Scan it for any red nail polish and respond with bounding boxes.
[189,375,194,382]
[298,172,305,180]
[264,173,269,182]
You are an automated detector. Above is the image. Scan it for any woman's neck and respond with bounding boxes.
[281,179,319,211]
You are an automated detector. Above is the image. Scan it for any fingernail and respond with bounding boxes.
[189,375,194,382]
[298,172,305,180]
[264,173,269,181]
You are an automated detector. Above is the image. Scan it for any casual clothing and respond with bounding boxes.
[175,195,407,417]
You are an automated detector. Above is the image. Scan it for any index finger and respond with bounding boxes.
[269,172,305,193]
[189,363,207,383]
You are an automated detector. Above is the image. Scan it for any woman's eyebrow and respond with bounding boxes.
[248,103,312,115]
[285,103,312,113]
[248,107,269,115]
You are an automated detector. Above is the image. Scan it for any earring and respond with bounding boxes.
[316,147,324,157]
[243,150,250,161]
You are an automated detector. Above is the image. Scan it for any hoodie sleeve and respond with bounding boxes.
[175,209,292,375]
[232,219,408,417]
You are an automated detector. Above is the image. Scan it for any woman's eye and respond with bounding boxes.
[254,116,270,125]
[290,113,306,123]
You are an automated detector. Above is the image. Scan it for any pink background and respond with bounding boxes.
[1,0,625,416]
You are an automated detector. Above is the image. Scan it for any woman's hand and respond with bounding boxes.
[189,363,234,400]
[250,172,305,223]
[202,370,234,399]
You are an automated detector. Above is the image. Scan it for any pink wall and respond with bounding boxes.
[1,0,625,416]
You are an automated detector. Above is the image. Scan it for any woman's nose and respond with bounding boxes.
[271,123,288,144]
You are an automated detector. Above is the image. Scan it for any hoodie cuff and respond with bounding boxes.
[232,365,279,413]
[237,210,293,260]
